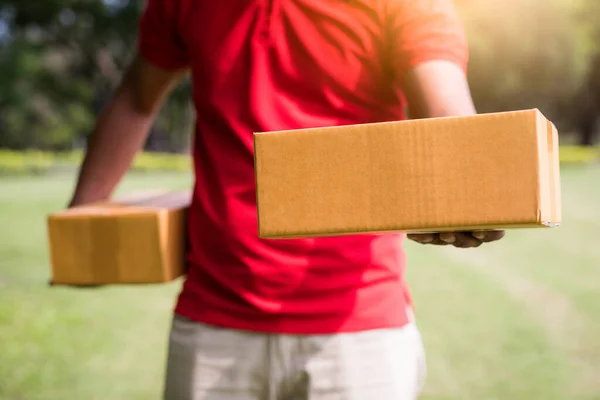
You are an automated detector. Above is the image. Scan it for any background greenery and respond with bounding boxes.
[0,0,599,152]
[0,149,192,175]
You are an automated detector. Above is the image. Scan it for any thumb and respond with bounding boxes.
[407,233,435,244]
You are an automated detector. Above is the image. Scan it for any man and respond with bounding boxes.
[69,0,504,398]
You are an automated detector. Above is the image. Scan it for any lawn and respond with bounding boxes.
[0,167,599,400]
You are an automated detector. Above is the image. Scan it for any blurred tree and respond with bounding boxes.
[571,0,600,146]
[456,0,600,145]
[0,0,598,150]
[0,0,192,152]
[458,0,590,127]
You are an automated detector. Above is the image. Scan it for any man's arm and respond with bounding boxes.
[401,60,505,248]
[69,55,187,206]
[401,60,476,119]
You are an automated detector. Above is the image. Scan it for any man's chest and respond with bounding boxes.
[176,0,395,107]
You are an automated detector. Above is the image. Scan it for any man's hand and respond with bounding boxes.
[400,61,504,249]
[407,231,505,248]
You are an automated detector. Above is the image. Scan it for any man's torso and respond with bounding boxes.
[138,0,465,334]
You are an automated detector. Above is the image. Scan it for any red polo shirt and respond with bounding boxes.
[138,0,467,334]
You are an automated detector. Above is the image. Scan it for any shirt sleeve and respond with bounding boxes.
[137,0,190,69]
[386,0,469,77]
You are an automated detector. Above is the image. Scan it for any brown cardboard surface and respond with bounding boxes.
[47,190,191,285]
[254,109,562,239]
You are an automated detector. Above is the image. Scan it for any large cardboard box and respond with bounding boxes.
[47,190,191,285]
[254,109,561,239]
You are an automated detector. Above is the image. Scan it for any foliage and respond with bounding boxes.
[459,0,593,129]
[132,151,192,172]
[0,150,54,175]
[0,0,598,150]
[0,149,192,175]
[558,145,600,164]
[0,0,192,151]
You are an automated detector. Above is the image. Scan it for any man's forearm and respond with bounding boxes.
[69,55,187,206]
[69,87,156,206]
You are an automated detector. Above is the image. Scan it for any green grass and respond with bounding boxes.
[1,168,600,399]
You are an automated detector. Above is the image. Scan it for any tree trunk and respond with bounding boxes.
[579,115,598,147]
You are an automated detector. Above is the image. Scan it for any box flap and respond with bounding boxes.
[546,119,562,226]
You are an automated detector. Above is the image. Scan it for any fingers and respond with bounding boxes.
[408,230,506,248]
[407,233,434,244]
[407,232,477,247]
[472,230,505,242]
[439,232,481,248]
[407,233,450,245]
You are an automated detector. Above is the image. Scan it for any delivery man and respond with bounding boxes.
[68,0,504,398]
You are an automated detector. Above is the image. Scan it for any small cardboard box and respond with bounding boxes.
[254,109,561,239]
[47,190,191,285]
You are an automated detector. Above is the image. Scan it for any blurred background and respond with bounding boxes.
[0,0,599,399]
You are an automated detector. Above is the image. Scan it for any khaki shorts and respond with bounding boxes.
[163,315,427,400]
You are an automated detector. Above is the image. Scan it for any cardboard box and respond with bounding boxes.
[47,190,191,285]
[254,109,561,239]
